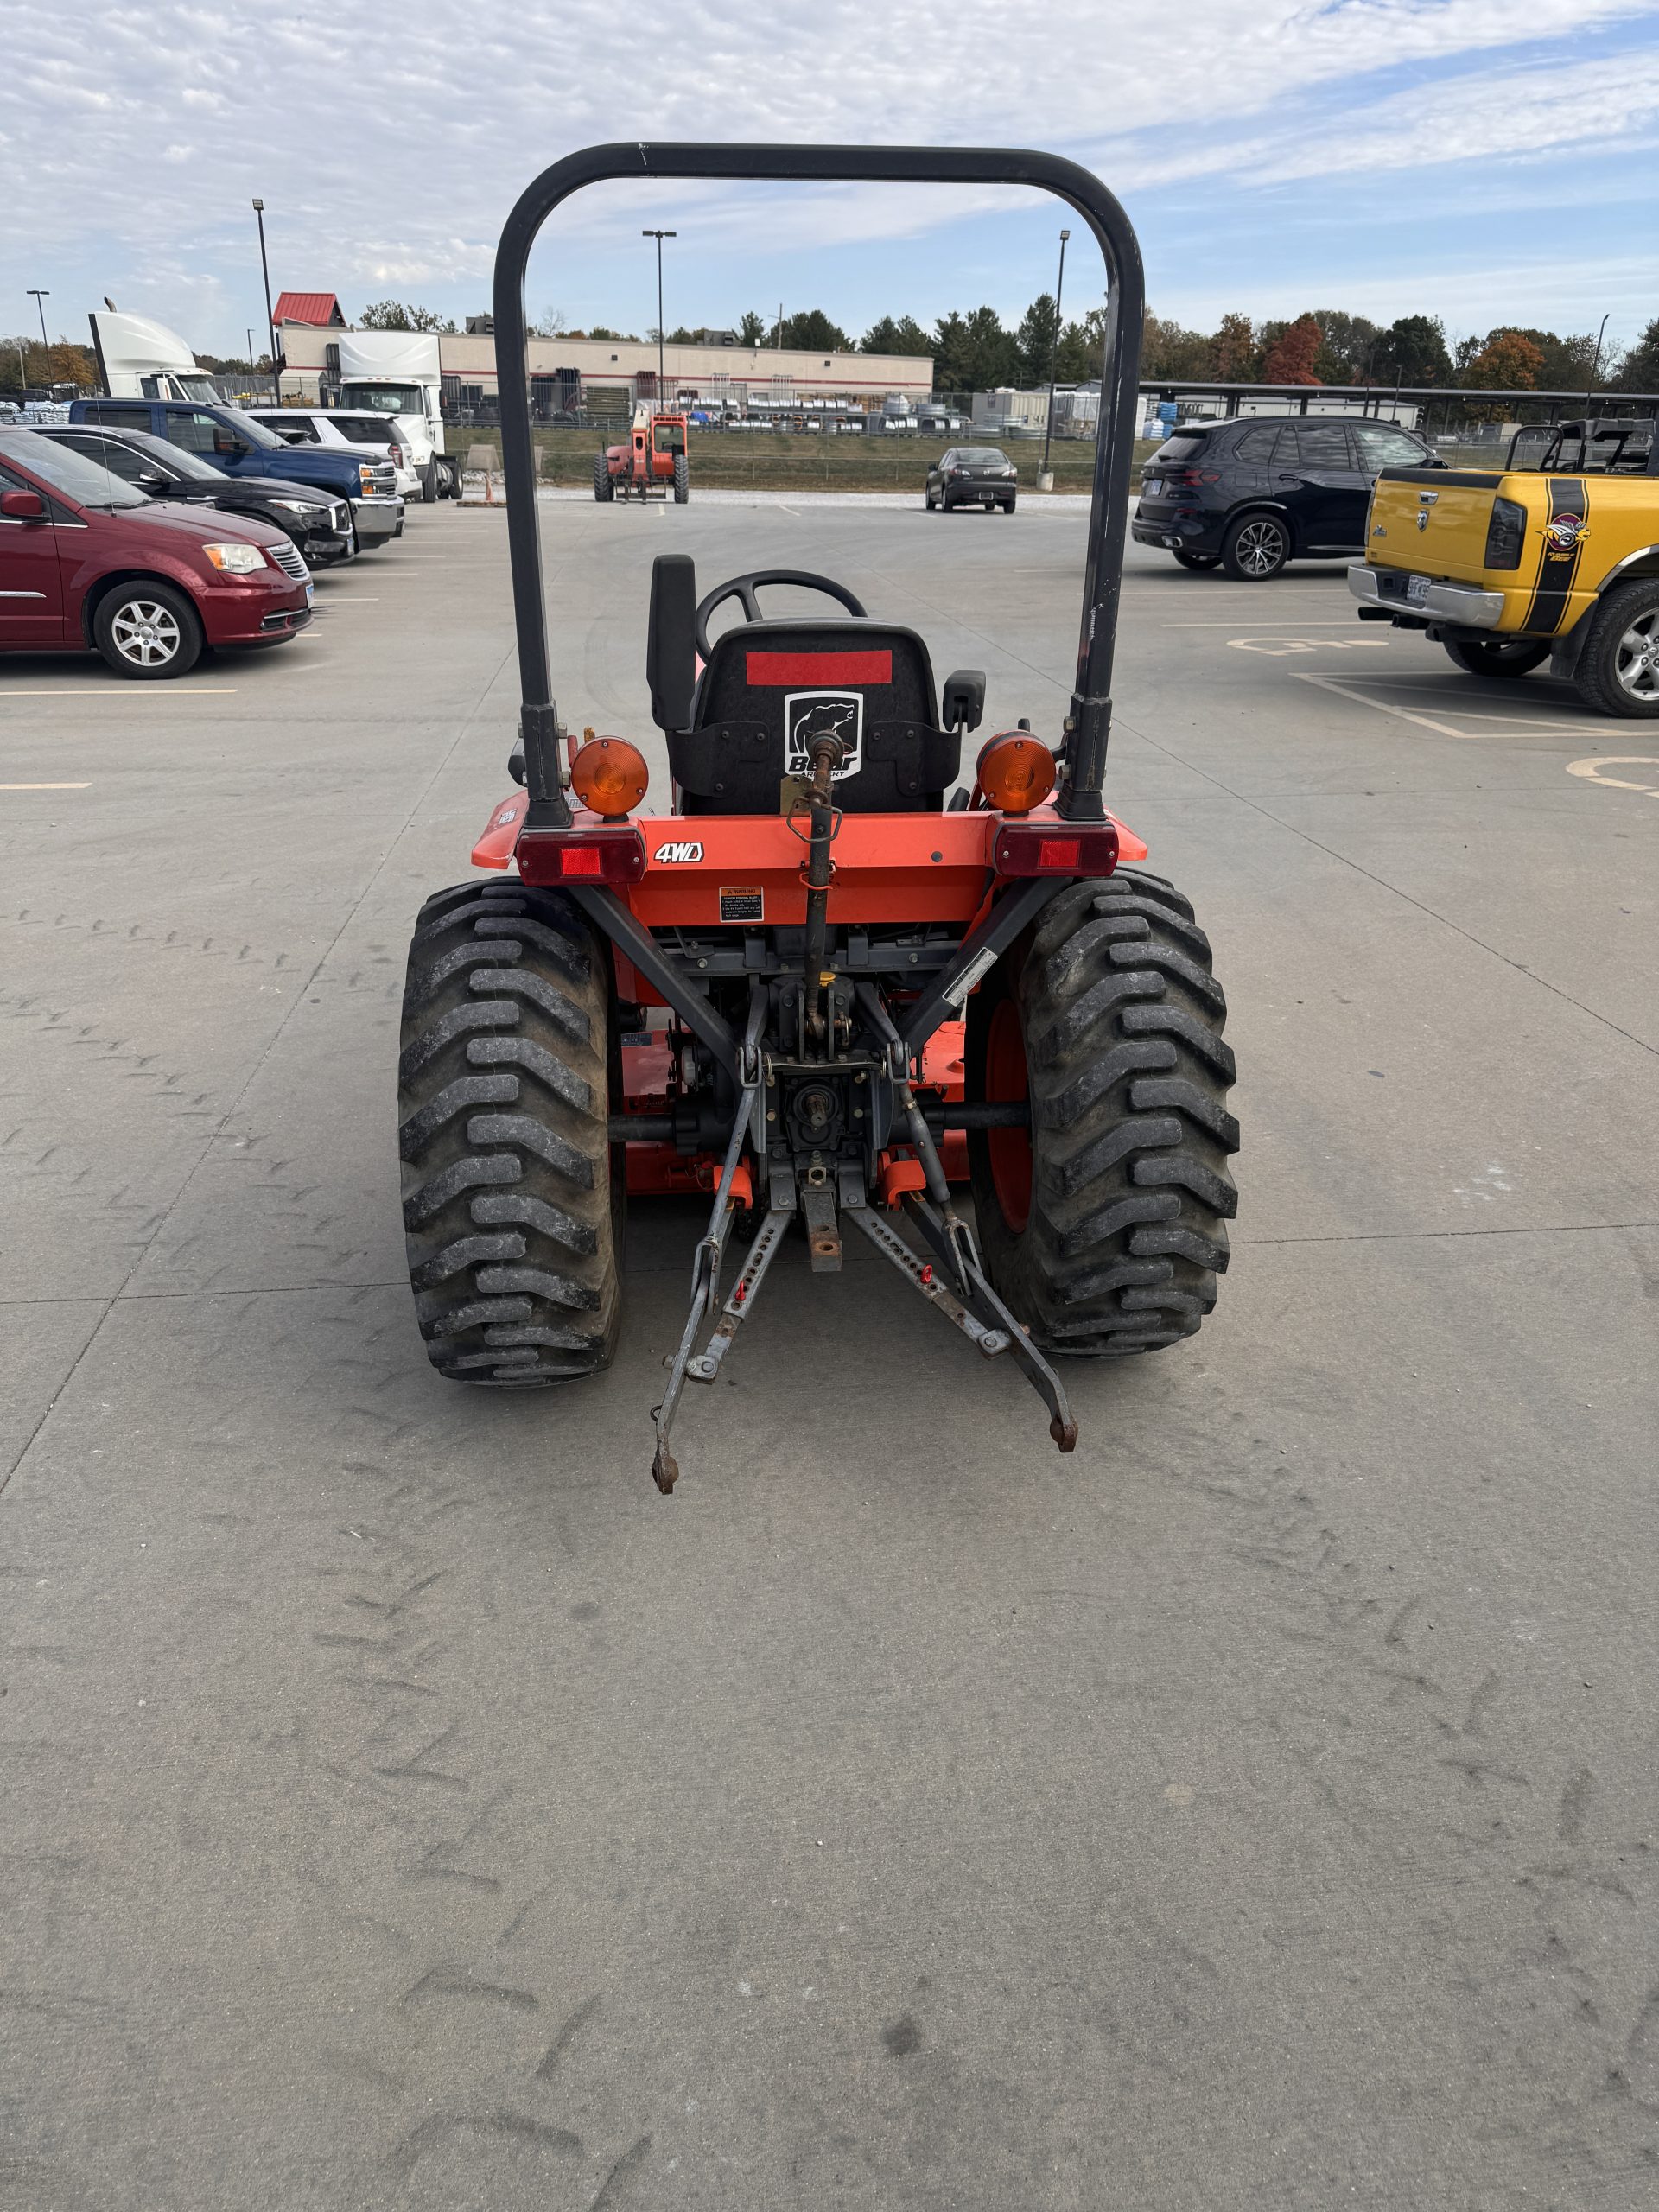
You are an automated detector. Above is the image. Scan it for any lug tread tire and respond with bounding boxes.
[594,454,613,502]
[673,452,690,505]
[1573,578,1659,719]
[398,881,620,1385]
[969,869,1238,1358]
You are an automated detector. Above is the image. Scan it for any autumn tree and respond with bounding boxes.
[1261,314,1323,385]
[1211,311,1257,380]
[1464,328,1546,389]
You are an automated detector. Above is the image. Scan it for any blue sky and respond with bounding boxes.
[3,0,1656,361]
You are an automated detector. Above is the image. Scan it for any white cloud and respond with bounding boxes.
[0,0,1652,348]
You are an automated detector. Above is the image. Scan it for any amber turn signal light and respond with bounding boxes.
[976,732,1056,814]
[570,737,650,819]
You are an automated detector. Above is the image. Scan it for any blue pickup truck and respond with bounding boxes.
[68,396,405,550]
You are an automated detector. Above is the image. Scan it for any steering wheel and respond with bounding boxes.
[695,569,867,662]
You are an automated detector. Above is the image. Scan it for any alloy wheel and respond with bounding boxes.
[110,599,182,669]
[1234,520,1285,577]
[1614,608,1659,699]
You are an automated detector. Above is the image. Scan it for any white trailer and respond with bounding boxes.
[334,331,458,500]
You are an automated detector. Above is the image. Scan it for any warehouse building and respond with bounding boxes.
[275,306,930,411]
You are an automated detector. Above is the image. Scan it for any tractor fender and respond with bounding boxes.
[470,791,525,870]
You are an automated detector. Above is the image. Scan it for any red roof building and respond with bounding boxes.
[273,291,345,327]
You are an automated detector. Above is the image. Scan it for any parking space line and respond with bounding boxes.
[1293,671,1473,738]
[0,781,91,790]
[1160,620,1362,628]
[0,687,238,698]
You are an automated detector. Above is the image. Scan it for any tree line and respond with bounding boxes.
[8,300,1659,399]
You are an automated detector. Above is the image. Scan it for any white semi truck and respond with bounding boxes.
[334,331,459,501]
[88,309,227,403]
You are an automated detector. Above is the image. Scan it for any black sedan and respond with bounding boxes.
[27,424,357,568]
[925,445,1018,512]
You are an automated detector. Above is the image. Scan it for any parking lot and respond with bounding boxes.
[3,496,1657,2209]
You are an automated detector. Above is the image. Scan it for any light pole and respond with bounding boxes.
[27,289,49,387]
[1584,310,1610,425]
[252,199,276,397]
[1038,228,1070,490]
[642,229,676,399]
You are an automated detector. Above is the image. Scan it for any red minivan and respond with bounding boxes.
[0,429,312,679]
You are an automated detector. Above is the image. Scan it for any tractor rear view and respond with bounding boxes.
[594,404,690,503]
[400,142,1239,1493]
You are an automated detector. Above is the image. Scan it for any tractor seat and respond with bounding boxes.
[669,619,961,814]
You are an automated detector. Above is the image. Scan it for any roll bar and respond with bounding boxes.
[493,143,1146,826]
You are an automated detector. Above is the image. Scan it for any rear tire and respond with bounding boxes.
[1173,548,1220,571]
[419,461,439,505]
[673,452,689,505]
[1572,578,1659,718]
[1443,636,1550,679]
[968,870,1238,1355]
[92,579,202,680]
[398,880,623,1384]
[594,454,613,503]
[1221,511,1289,581]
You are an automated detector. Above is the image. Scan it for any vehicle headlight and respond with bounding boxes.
[272,498,315,516]
[203,542,266,575]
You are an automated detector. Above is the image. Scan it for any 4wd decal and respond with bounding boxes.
[655,839,704,863]
[785,690,864,780]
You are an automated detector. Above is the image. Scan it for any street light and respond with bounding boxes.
[252,199,277,398]
[1039,229,1070,489]
[1585,310,1611,423]
[642,229,676,399]
[26,289,48,387]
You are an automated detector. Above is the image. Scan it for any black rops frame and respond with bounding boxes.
[493,143,1146,830]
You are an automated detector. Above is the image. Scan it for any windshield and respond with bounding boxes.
[213,405,284,451]
[959,448,1008,467]
[0,429,149,509]
[652,422,685,454]
[338,384,428,415]
[331,417,397,446]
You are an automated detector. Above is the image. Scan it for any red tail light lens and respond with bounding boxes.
[1160,467,1223,489]
[517,827,646,885]
[994,821,1119,878]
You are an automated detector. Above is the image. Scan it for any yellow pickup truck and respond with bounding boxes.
[1347,421,1659,716]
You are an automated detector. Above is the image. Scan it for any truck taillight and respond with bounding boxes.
[1484,496,1526,570]
[994,821,1119,878]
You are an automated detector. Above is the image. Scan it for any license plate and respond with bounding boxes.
[305,582,314,605]
[1406,574,1430,607]
[1144,478,1163,496]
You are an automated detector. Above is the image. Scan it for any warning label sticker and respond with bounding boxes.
[719,887,764,923]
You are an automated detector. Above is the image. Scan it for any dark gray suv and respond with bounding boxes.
[1133,416,1435,579]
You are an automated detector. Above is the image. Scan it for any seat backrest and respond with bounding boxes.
[668,620,959,814]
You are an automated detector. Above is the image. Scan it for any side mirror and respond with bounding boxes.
[0,488,46,521]
[647,552,697,733]
[136,470,168,493]
[940,668,986,734]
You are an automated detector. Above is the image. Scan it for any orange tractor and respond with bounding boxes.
[400,142,1238,1493]
[594,404,690,503]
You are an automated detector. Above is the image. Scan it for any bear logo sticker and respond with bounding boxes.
[785,691,864,780]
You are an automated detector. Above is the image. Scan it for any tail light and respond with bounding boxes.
[1484,496,1527,570]
[389,442,404,467]
[517,827,646,884]
[1160,466,1222,489]
[994,821,1119,878]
